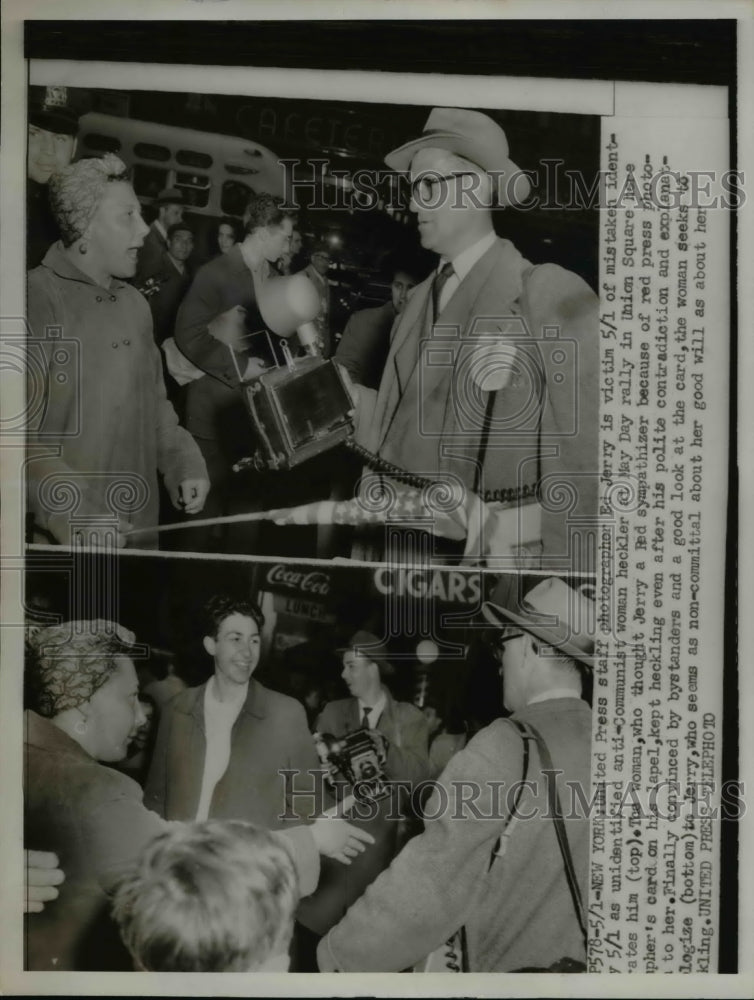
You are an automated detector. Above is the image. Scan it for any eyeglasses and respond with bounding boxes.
[491,630,525,657]
[410,172,477,206]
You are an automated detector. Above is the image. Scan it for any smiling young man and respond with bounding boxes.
[144,595,322,829]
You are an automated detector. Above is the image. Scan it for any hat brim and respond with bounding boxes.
[29,111,79,137]
[384,130,531,208]
[481,600,595,668]
[336,645,395,676]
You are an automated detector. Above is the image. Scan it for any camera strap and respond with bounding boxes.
[492,719,587,946]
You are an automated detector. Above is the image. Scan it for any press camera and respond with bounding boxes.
[313,728,389,803]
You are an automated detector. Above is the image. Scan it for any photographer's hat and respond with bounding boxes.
[482,577,596,667]
[155,187,185,206]
[340,630,395,677]
[29,86,80,137]
[384,107,531,208]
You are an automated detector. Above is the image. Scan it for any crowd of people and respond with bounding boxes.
[24,577,595,973]
[25,87,599,567]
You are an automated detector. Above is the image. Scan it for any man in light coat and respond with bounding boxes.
[317,577,594,972]
[352,108,599,570]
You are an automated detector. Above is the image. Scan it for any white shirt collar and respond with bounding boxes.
[358,691,387,727]
[441,229,496,283]
[154,219,168,241]
[527,688,582,706]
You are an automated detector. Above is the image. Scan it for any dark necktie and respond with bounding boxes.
[432,261,455,320]
[361,706,372,729]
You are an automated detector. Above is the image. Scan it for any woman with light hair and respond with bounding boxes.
[23,619,373,971]
[26,154,209,548]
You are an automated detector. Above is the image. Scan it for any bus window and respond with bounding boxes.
[134,141,171,162]
[221,179,254,216]
[225,164,258,176]
[80,132,121,154]
[177,149,213,169]
[175,171,210,208]
[132,164,169,200]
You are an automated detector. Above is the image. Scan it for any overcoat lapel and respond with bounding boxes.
[376,239,526,452]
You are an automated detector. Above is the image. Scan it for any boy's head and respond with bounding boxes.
[112,821,298,972]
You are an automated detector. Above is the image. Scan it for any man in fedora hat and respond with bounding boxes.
[297,630,430,940]
[350,108,599,570]
[135,187,187,286]
[317,577,593,971]
[27,86,81,269]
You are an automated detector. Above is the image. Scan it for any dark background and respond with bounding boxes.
[25,20,735,85]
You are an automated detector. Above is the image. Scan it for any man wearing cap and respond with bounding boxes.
[135,188,186,286]
[351,108,599,570]
[297,630,430,938]
[27,86,80,269]
[317,577,593,972]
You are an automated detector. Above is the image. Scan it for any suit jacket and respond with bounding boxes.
[135,222,169,285]
[319,697,592,972]
[356,238,599,567]
[334,300,396,390]
[27,180,60,270]
[303,263,334,357]
[174,244,270,454]
[143,677,323,828]
[316,689,430,787]
[296,690,430,936]
[149,257,193,345]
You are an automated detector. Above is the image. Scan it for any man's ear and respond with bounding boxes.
[522,632,539,663]
[202,635,216,658]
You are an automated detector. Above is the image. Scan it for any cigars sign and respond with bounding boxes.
[264,564,483,607]
[374,568,482,605]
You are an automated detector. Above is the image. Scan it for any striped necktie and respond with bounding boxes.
[432,261,455,320]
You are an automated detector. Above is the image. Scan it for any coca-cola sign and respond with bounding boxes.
[265,564,331,598]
